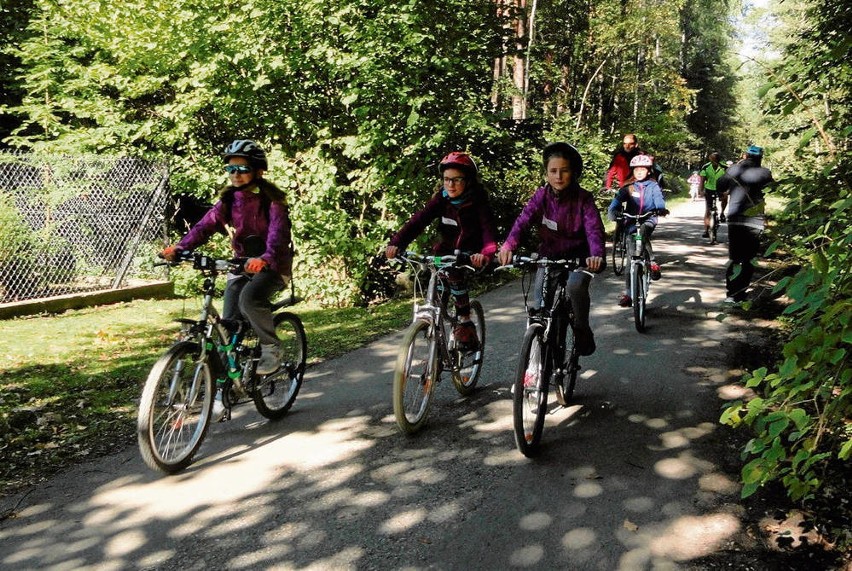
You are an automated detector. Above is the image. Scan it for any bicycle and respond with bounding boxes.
[391,251,485,434]
[611,215,627,276]
[499,255,593,457]
[623,211,665,333]
[137,250,307,473]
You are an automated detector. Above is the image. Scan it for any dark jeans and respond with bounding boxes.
[726,223,762,300]
[222,271,286,346]
[532,268,593,332]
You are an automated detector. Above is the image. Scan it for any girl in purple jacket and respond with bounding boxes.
[497,142,605,356]
[162,140,294,383]
[385,152,498,350]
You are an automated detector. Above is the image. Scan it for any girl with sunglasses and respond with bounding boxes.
[161,139,294,387]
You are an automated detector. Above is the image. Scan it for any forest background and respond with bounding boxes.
[0,0,849,543]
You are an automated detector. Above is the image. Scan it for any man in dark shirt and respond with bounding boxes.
[717,145,774,302]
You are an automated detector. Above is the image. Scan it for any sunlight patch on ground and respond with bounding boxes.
[562,527,597,550]
[510,544,544,567]
[717,383,754,400]
[650,513,741,560]
[379,508,427,534]
[519,512,553,531]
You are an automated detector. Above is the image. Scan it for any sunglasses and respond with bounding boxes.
[224,164,253,174]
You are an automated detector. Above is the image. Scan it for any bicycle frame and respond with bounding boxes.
[623,212,655,332]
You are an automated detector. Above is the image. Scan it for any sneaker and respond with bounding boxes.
[453,321,480,351]
[257,343,283,375]
[650,262,662,281]
[212,389,227,422]
[702,230,709,238]
[574,327,596,356]
[719,214,726,223]
[618,294,632,307]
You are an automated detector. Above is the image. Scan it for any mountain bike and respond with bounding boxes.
[499,255,593,457]
[611,216,627,276]
[708,192,721,245]
[137,250,307,474]
[623,211,665,333]
[391,251,485,434]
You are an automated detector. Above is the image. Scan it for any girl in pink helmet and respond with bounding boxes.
[385,152,499,350]
[607,154,668,307]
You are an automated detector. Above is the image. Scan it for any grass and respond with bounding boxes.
[0,265,515,496]
[0,293,413,495]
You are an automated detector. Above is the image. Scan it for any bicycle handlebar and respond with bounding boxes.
[619,209,669,222]
[496,254,593,278]
[393,250,477,273]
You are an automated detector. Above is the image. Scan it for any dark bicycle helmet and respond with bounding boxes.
[223,139,268,170]
[438,151,478,177]
[542,142,583,180]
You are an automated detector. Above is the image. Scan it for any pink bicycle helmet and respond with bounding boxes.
[629,154,654,168]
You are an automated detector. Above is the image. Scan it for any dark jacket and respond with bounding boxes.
[717,159,773,229]
[388,188,499,258]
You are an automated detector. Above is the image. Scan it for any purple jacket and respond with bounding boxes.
[177,183,293,277]
[389,189,499,258]
[503,184,605,259]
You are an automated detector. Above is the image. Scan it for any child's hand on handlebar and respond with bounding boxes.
[245,258,268,274]
[385,245,398,259]
[160,245,179,261]
[470,253,489,268]
[586,256,604,273]
[497,246,513,267]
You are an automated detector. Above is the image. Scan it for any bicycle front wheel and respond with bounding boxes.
[252,312,307,420]
[393,320,438,434]
[451,300,485,396]
[513,324,550,457]
[632,262,647,333]
[137,341,214,474]
[612,228,626,276]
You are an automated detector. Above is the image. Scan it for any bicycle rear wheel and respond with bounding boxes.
[513,323,550,457]
[451,300,485,396]
[137,341,213,474]
[632,262,647,333]
[393,320,438,434]
[612,227,626,276]
[252,312,307,420]
[710,210,719,244]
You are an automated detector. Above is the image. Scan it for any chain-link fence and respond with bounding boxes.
[0,152,169,304]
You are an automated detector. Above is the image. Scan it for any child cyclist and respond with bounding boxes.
[385,152,498,351]
[607,154,668,307]
[161,140,294,382]
[497,142,605,356]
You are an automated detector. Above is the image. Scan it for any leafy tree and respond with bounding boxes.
[720,0,851,503]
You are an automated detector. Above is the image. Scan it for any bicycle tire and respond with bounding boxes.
[451,300,485,396]
[513,323,550,457]
[393,320,438,434]
[632,262,647,333]
[710,210,718,244]
[137,341,214,474]
[252,312,307,420]
[554,321,578,406]
[612,227,626,276]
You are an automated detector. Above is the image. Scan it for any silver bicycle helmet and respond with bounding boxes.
[223,139,268,170]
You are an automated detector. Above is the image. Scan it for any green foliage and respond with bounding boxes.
[720,0,851,503]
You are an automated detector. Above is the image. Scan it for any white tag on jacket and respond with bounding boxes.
[542,216,558,231]
[441,216,458,227]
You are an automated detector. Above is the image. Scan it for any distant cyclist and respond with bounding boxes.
[607,154,668,307]
[700,152,727,237]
